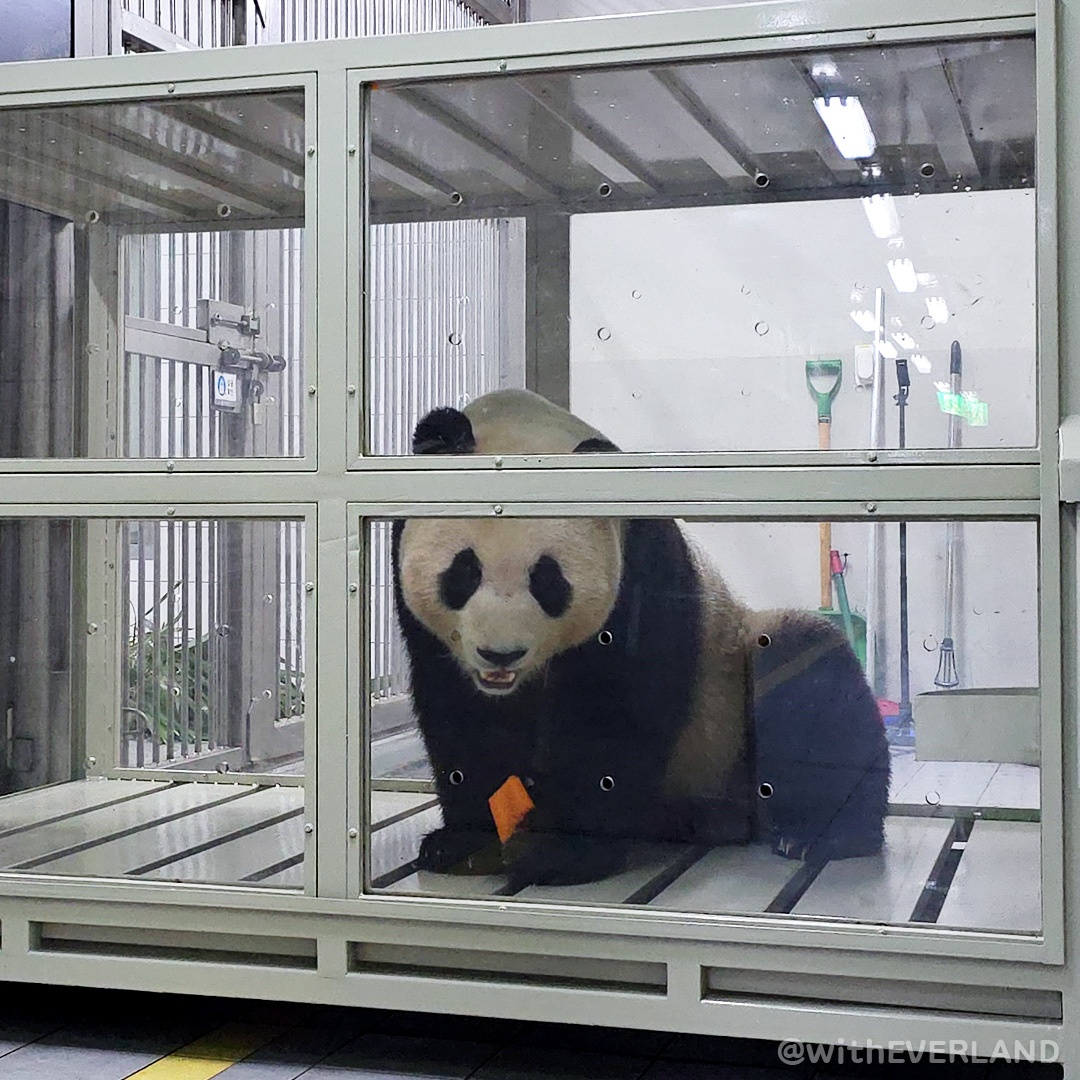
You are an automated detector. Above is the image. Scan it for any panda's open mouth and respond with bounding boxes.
[474,669,519,693]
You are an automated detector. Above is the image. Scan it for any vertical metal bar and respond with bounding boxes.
[165,518,176,761]
[134,522,146,767]
[390,225,400,455]
[151,520,162,764]
[181,519,192,758]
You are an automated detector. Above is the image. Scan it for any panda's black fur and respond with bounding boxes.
[392,392,890,889]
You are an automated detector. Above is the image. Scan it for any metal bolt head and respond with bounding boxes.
[86,622,99,635]
[166,459,175,472]
[348,145,357,156]
[166,507,176,516]
[867,451,878,463]
[307,385,317,396]
[304,822,314,834]
[348,583,359,594]
[86,756,97,768]
[305,581,315,593]
[348,827,359,839]
[494,456,504,469]
[866,28,876,39]
[866,502,877,513]
[307,145,316,156]
[167,83,176,93]
[493,504,504,515]
[347,385,357,396]
[498,59,508,71]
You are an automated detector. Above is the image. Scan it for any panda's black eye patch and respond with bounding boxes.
[529,555,572,618]
[439,548,482,610]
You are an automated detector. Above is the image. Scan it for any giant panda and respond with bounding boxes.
[392,389,890,890]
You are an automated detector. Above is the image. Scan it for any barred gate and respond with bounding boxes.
[118,0,508,767]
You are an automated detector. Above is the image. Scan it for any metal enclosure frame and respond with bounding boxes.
[0,0,1077,1068]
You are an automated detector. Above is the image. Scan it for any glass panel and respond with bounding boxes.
[0,0,72,62]
[0,517,307,889]
[0,90,306,458]
[366,37,1036,454]
[366,515,1041,934]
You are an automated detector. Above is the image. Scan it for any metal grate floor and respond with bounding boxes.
[0,754,1041,933]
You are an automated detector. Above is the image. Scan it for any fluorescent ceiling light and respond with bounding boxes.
[893,332,916,349]
[814,96,877,160]
[861,194,900,239]
[911,354,932,374]
[926,297,950,324]
[917,272,939,288]
[876,340,898,359]
[888,258,919,293]
[850,309,878,333]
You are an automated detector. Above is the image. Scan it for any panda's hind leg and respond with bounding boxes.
[750,610,890,863]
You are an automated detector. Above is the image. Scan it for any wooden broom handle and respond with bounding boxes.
[819,418,831,609]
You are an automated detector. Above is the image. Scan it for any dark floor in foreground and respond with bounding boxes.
[0,983,1065,1079]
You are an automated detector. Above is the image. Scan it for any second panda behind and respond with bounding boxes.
[392,389,890,889]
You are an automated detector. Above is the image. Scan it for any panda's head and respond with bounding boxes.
[399,517,622,695]
[398,390,622,696]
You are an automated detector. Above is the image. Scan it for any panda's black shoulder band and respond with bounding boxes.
[413,407,477,455]
[573,436,620,453]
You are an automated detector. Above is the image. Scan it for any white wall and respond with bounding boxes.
[680,520,1038,702]
[570,189,1036,453]
[568,190,1039,700]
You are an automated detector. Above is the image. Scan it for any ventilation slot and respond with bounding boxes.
[704,969,1061,1023]
[36,924,317,970]
[351,942,665,995]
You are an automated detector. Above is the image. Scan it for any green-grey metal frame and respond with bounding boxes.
[0,0,1075,1069]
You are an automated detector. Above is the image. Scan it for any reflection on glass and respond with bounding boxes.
[0,91,305,457]
[0,0,72,62]
[367,37,1036,454]
[0,518,306,889]
[366,411,1039,931]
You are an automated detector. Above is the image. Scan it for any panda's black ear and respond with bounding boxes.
[412,407,477,455]
[573,436,621,453]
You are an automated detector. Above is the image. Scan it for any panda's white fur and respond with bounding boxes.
[664,544,749,801]
[463,389,608,455]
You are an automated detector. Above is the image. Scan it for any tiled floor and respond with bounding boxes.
[0,984,1064,1080]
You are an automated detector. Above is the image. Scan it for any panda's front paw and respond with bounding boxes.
[502,829,628,889]
[772,828,884,863]
[772,834,811,861]
[417,826,503,875]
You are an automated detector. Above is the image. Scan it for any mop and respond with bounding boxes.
[934,341,963,689]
